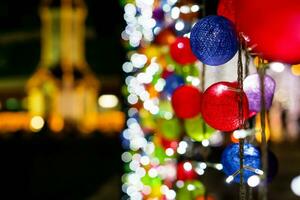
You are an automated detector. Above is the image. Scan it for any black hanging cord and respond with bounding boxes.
[238,34,246,200]
[245,50,250,77]
[201,63,207,137]
[258,58,268,200]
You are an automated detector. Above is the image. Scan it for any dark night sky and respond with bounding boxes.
[0,0,125,77]
[1,2,300,200]
[0,1,218,199]
[0,0,218,78]
[0,2,125,199]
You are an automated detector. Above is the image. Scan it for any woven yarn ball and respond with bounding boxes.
[171,85,202,119]
[221,143,261,183]
[170,37,197,65]
[184,116,215,142]
[158,118,182,141]
[243,73,276,113]
[190,15,238,66]
[201,82,249,132]
[163,74,185,97]
[237,0,300,64]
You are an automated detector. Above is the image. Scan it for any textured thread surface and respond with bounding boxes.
[190,15,238,66]
[221,143,261,183]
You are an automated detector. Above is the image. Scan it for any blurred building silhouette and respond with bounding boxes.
[27,0,100,133]
[0,0,124,134]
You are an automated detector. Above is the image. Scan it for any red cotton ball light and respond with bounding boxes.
[177,161,198,181]
[170,37,197,65]
[171,85,202,119]
[237,0,300,64]
[201,82,249,132]
[217,0,237,24]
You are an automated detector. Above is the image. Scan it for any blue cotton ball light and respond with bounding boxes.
[163,74,185,97]
[221,143,261,183]
[190,15,238,66]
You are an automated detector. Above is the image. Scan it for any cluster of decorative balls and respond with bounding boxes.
[175,0,300,87]
[170,77,275,133]
[166,13,276,131]
[166,13,279,184]
[192,0,300,65]
[218,0,300,64]
[169,79,277,183]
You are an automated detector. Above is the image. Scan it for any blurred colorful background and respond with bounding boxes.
[0,0,125,199]
[0,0,299,200]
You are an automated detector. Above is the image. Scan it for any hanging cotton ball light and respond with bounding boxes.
[190,15,238,66]
[243,73,276,113]
[163,74,185,97]
[221,143,261,183]
[171,85,202,119]
[170,37,197,65]
[201,82,249,132]
[158,118,182,141]
[217,0,237,23]
[237,0,300,64]
[184,116,215,142]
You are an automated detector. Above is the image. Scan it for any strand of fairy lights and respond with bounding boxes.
[120,1,228,199]
[122,0,156,47]
[120,0,295,198]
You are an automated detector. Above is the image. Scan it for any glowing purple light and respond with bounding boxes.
[243,73,276,112]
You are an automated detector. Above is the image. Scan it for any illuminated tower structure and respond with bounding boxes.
[27,0,100,133]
